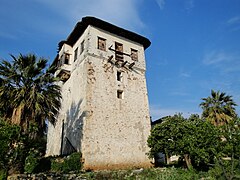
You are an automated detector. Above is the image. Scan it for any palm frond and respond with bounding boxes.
[0,53,62,134]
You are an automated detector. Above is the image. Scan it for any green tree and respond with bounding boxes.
[200,90,237,126]
[0,119,26,174]
[215,118,240,180]
[0,54,61,136]
[148,114,221,170]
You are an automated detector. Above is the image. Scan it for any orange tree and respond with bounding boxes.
[147,114,221,170]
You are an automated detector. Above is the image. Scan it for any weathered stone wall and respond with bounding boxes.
[47,24,152,169]
[46,27,91,156]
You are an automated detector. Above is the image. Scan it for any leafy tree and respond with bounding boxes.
[0,119,26,174]
[148,114,221,170]
[200,90,237,126]
[0,118,47,175]
[148,114,185,164]
[0,54,61,136]
[213,118,240,180]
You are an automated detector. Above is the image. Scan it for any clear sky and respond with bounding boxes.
[1,0,240,120]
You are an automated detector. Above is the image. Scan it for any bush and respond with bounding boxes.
[0,169,7,180]
[62,152,82,173]
[50,152,82,173]
[208,159,240,180]
[84,168,210,180]
[50,157,64,172]
[0,120,27,174]
[24,150,40,173]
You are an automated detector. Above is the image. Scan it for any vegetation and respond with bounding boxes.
[50,152,82,173]
[148,90,240,179]
[24,149,41,173]
[0,119,26,174]
[0,52,239,179]
[200,90,237,126]
[0,54,62,177]
[0,54,61,136]
[81,168,209,180]
[148,114,221,170]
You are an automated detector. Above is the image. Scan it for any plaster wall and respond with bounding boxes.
[47,25,151,169]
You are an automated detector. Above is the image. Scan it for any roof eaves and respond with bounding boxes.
[66,16,151,49]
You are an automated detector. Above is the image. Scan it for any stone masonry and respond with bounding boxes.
[46,17,152,170]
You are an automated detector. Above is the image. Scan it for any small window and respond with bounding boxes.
[80,40,84,54]
[98,37,106,51]
[131,49,138,61]
[64,53,70,64]
[117,71,122,82]
[115,42,123,61]
[74,47,78,61]
[117,90,123,99]
[59,55,64,66]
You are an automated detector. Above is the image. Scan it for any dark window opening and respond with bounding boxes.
[58,55,63,67]
[74,47,78,61]
[117,71,122,81]
[131,49,138,61]
[117,90,123,99]
[115,42,123,61]
[64,54,70,64]
[98,37,106,51]
[80,40,84,54]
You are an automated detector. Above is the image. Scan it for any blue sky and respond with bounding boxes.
[1,0,240,120]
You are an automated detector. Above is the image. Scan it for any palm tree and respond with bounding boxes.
[0,54,61,136]
[200,90,237,126]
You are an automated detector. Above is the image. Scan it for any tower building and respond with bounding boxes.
[46,17,152,170]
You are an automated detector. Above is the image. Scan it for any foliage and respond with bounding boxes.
[0,53,61,135]
[0,119,82,175]
[0,169,7,180]
[148,114,221,169]
[0,118,49,175]
[0,119,24,172]
[50,157,63,172]
[62,152,82,173]
[84,167,210,180]
[211,118,240,180]
[209,159,240,180]
[219,118,240,158]
[200,90,237,126]
[50,152,82,173]
[148,114,185,158]
[24,150,40,173]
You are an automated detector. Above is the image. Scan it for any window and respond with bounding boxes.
[131,49,138,61]
[80,40,84,54]
[117,71,122,82]
[64,53,70,64]
[98,37,106,51]
[74,47,78,61]
[115,42,123,61]
[117,90,123,99]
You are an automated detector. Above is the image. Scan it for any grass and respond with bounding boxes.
[79,167,213,180]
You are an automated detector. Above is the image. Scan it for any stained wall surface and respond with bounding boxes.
[46,24,152,169]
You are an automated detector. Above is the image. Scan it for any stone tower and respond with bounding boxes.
[46,17,152,170]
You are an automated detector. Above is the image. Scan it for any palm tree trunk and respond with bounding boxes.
[184,154,192,169]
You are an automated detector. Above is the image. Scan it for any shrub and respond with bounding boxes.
[0,119,27,174]
[0,169,7,180]
[50,157,64,172]
[24,150,40,173]
[208,159,240,180]
[62,152,82,173]
[50,152,82,173]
